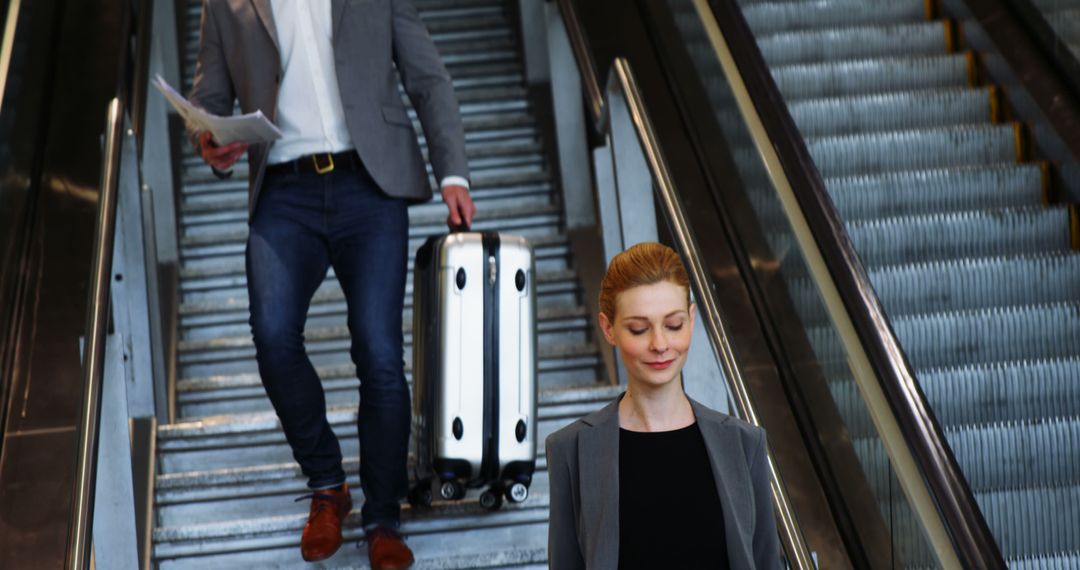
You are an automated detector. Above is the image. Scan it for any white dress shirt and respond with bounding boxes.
[268,0,468,190]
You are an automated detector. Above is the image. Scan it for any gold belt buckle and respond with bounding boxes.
[312,153,335,175]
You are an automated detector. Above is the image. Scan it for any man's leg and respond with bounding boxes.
[327,165,411,529]
[247,173,346,490]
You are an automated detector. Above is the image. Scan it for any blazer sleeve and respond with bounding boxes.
[750,429,783,570]
[187,0,236,161]
[390,0,469,185]
[546,434,586,570]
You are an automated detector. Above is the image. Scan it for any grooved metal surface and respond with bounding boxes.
[152,0,608,566]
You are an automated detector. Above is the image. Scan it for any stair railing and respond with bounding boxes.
[544,0,816,567]
[68,0,178,567]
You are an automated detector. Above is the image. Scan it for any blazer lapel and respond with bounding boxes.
[578,399,621,570]
[250,0,280,52]
[692,399,755,569]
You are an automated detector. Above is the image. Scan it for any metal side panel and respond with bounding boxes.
[434,234,487,478]
[496,236,538,472]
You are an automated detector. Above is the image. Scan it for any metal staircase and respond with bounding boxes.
[153,0,611,567]
[671,0,1080,566]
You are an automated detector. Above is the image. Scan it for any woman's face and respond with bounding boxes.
[599,280,695,389]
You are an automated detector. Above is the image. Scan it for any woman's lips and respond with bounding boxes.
[646,359,675,370]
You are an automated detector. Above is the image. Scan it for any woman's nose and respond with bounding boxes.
[649,330,668,353]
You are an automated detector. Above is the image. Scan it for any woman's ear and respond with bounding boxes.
[598,312,617,347]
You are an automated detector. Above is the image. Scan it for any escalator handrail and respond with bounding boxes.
[605,58,816,570]
[552,0,605,136]
[698,0,1006,567]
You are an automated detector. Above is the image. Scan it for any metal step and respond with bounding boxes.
[737,0,925,35]
[823,164,1044,221]
[828,358,1080,436]
[809,302,1080,371]
[849,435,1080,560]
[843,206,1072,266]
[788,252,1080,324]
[787,88,995,137]
[156,503,550,568]
[770,54,970,100]
[755,21,948,66]
[805,124,1019,177]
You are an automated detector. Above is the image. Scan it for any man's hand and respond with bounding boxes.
[441,184,476,230]
[199,131,248,172]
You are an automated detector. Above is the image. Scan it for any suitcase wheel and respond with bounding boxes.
[506,482,529,504]
[408,482,433,509]
[479,488,503,511]
[439,479,466,501]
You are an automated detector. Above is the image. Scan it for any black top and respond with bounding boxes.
[618,422,729,570]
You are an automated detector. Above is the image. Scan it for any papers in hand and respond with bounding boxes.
[152,74,282,145]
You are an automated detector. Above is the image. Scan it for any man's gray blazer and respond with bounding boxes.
[545,396,783,569]
[188,0,469,215]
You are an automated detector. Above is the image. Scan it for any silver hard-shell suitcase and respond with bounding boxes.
[409,231,537,510]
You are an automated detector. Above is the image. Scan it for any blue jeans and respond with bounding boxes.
[246,161,411,528]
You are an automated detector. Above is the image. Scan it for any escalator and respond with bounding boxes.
[660,0,1080,565]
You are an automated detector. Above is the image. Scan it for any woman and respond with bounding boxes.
[546,242,781,569]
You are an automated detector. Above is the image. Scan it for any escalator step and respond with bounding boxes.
[828,358,1080,435]
[849,436,1080,560]
[977,483,1080,560]
[889,302,1080,370]
[825,164,1043,221]
[771,54,970,100]
[755,22,947,66]
[738,0,924,35]
[845,206,1071,266]
[806,124,1018,177]
[920,359,1080,428]
[869,254,1080,315]
[784,252,1080,325]
[788,88,994,137]
[948,418,1080,491]
[808,303,1080,370]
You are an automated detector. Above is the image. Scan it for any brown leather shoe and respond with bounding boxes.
[299,483,353,562]
[366,526,415,570]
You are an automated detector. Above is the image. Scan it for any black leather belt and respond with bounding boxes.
[265,150,360,176]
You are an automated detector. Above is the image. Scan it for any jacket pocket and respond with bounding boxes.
[382,105,413,127]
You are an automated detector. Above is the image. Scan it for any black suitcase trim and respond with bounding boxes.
[479,232,501,483]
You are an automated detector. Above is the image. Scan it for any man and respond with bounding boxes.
[188,0,475,567]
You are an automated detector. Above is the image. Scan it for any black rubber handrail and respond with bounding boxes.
[700,0,1006,567]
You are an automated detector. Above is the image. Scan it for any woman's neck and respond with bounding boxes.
[618,377,695,432]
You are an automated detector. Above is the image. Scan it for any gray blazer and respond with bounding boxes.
[545,396,782,570]
[188,0,469,215]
